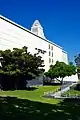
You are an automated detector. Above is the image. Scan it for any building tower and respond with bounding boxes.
[31,20,46,39]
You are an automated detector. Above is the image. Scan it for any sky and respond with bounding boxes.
[0,0,80,63]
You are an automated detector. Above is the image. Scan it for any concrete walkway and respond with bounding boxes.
[47,83,76,98]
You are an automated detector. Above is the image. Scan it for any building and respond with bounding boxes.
[0,15,68,72]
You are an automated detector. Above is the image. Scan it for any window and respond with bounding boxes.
[35,48,37,50]
[32,28,38,32]
[52,52,53,57]
[49,44,50,49]
[49,51,51,56]
[52,59,53,63]
[49,58,51,63]
[51,46,53,50]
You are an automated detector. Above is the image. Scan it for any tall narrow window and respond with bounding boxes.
[52,59,53,64]
[51,46,53,50]
[49,44,50,49]
[52,52,53,57]
[49,51,51,56]
[49,58,51,63]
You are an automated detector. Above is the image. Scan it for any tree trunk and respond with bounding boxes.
[56,78,61,83]
[50,78,52,83]
[56,78,64,84]
[61,77,63,84]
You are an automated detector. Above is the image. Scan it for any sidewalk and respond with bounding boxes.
[49,83,76,98]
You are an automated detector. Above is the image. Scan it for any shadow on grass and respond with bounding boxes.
[0,97,80,120]
[26,87,38,91]
[2,87,38,91]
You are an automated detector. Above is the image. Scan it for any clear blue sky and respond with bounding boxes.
[0,0,80,63]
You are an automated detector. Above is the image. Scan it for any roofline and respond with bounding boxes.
[0,15,62,49]
[62,50,67,54]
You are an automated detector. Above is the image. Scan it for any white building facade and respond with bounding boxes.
[0,15,68,72]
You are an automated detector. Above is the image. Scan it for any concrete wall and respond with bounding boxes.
[63,74,78,82]
[62,51,68,64]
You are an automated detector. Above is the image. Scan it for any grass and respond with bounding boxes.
[1,86,80,119]
[0,86,60,104]
[63,89,80,97]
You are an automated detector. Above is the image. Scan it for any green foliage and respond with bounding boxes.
[0,46,44,89]
[77,66,80,73]
[0,46,44,77]
[45,61,76,83]
[63,89,80,97]
[74,54,80,79]
[75,54,80,66]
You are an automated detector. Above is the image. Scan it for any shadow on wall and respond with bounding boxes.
[27,79,43,86]
[0,74,41,90]
[0,96,80,120]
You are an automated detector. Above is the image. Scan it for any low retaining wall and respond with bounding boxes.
[54,96,80,99]
[43,95,80,100]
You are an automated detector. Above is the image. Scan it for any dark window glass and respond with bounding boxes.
[49,51,51,56]
[49,44,50,49]
[49,58,51,63]
[51,46,53,50]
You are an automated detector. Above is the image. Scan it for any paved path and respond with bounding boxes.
[47,83,76,98]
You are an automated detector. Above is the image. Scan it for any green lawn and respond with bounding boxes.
[0,86,80,120]
[0,86,60,104]
[63,89,80,97]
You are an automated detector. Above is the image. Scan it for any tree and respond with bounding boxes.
[44,61,76,84]
[77,66,80,73]
[74,54,80,79]
[75,54,80,66]
[0,46,44,90]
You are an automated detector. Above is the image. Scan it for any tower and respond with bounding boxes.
[31,20,46,39]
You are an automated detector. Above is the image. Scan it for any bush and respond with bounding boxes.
[76,84,80,90]
[70,84,76,90]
